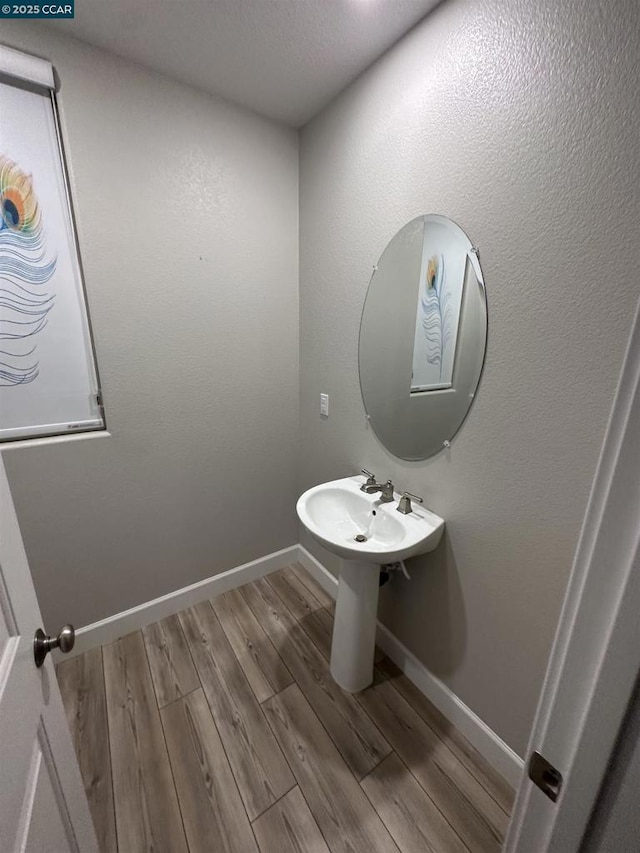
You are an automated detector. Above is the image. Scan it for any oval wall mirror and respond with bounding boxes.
[359,214,487,461]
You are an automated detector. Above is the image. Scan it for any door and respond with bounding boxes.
[0,453,98,852]
[505,300,640,851]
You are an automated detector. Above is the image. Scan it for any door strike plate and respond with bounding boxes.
[528,750,563,802]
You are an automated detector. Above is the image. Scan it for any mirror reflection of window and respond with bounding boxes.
[411,220,467,394]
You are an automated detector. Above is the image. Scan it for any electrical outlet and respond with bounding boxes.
[320,393,329,417]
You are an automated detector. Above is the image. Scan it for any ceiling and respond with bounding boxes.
[44,0,439,126]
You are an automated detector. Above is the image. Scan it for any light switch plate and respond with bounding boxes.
[320,393,329,417]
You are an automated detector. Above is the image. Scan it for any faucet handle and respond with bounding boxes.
[360,468,376,491]
[397,491,424,514]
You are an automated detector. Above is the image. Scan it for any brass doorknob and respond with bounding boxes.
[33,624,75,668]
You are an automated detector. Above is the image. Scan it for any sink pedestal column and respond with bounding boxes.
[330,559,380,693]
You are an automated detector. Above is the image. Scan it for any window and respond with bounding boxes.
[0,45,104,441]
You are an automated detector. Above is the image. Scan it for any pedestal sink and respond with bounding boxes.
[296,475,444,692]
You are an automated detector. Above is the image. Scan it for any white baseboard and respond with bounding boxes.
[296,545,524,790]
[55,544,298,661]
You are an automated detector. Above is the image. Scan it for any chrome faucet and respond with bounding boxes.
[360,469,395,503]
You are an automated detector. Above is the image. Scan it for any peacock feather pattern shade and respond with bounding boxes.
[420,253,455,380]
[0,154,56,385]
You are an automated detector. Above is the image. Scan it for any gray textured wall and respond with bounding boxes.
[1,24,299,630]
[298,0,640,756]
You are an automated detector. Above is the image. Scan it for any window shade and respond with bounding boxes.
[0,47,104,441]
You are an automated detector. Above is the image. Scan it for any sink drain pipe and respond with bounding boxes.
[379,560,411,586]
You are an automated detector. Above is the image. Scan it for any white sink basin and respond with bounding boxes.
[296,475,445,693]
[296,475,444,563]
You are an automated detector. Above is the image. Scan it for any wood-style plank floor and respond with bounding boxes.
[56,564,514,853]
